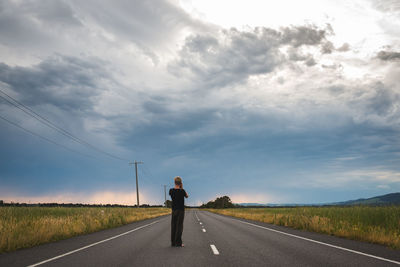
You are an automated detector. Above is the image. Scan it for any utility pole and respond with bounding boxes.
[129,161,143,208]
[163,185,167,207]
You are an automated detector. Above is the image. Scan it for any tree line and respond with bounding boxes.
[163,196,236,209]
[0,201,163,208]
[200,196,236,209]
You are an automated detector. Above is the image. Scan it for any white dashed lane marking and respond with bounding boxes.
[236,220,400,265]
[195,211,200,221]
[210,244,219,255]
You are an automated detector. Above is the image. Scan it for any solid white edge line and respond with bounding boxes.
[236,220,400,265]
[26,220,160,267]
[210,244,219,255]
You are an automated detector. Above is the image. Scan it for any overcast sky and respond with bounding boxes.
[1,0,399,205]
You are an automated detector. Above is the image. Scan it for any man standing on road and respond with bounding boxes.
[169,176,188,247]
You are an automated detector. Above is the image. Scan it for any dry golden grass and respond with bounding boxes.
[208,206,400,249]
[0,207,170,253]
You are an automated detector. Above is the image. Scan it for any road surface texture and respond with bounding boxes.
[1,210,399,266]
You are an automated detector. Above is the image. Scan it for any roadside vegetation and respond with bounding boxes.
[207,206,400,249]
[0,207,170,253]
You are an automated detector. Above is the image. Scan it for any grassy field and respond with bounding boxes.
[0,207,170,253]
[208,206,400,249]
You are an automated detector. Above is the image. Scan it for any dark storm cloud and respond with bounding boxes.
[304,57,317,66]
[0,55,112,111]
[287,48,317,66]
[0,0,206,61]
[168,28,282,87]
[0,0,81,47]
[130,79,399,158]
[376,50,400,61]
[280,25,331,47]
[73,0,206,49]
[325,81,400,123]
[123,97,400,187]
[169,25,333,88]
[337,43,350,52]
[358,82,400,117]
[1,0,398,204]
[141,97,170,115]
[321,41,334,54]
[23,0,81,26]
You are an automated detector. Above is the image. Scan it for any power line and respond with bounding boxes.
[141,164,157,182]
[0,90,126,161]
[0,88,127,161]
[0,114,97,159]
[0,93,88,147]
[139,167,157,185]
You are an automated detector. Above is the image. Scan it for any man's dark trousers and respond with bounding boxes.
[171,209,185,246]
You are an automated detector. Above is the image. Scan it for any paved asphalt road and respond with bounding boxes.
[1,210,399,267]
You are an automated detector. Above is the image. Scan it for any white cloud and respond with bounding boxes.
[347,170,400,183]
[286,169,400,189]
[377,184,390,189]
[179,0,389,51]
[230,192,286,204]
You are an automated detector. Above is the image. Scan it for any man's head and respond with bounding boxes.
[174,176,182,186]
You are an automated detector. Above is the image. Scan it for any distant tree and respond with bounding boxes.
[200,195,234,209]
[0,200,3,206]
[200,201,215,208]
[214,196,234,208]
[165,200,172,208]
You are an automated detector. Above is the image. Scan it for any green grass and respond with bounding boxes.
[208,206,400,249]
[0,207,170,253]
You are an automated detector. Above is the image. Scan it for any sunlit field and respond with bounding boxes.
[0,207,170,253]
[208,206,400,249]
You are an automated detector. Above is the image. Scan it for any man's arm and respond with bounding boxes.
[184,190,188,198]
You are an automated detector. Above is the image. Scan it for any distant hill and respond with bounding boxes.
[236,192,400,207]
[335,192,400,206]
[237,203,313,207]
[237,203,267,206]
